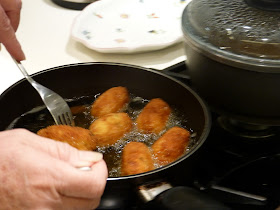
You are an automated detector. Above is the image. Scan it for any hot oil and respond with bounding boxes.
[7,105,56,132]
[6,94,197,178]
[6,95,96,132]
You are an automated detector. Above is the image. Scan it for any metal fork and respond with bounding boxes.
[13,59,74,126]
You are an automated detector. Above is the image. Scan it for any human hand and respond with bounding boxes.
[0,129,108,210]
[0,0,25,61]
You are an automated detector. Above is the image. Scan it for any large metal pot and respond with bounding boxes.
[0,62,217,209]
[182,0,280,127]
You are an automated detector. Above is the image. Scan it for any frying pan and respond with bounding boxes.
[0,62,220,209]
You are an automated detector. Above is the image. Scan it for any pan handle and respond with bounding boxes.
[138,182,230,210]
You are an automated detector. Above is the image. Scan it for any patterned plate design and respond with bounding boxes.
[71,0,190,53]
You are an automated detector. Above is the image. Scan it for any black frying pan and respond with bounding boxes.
[0,62,222,209]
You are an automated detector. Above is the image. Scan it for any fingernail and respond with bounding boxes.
[74,151,103,167]
[77,166,92,171]
[83,151,103,162]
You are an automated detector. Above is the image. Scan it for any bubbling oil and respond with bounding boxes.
[6,94,197,177]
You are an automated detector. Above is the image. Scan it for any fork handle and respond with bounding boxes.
[13,58,36,84]
[12,58,49,98]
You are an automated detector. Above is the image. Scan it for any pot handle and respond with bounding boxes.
[141,185,230,210]
[150,61,191,82]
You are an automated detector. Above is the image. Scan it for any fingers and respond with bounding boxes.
[54,160,108,199]
[0,0,22,30]
[0,129,108,209]
[46,140,104,168]
[8,129,108,198]
[0,0,25,61]
[10,129,103,168]
[34,134,103,168]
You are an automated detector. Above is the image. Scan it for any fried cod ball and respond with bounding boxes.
[91,86,129,118]
[89,113,133,147]
[152,126,190,166]
[37,125,97,151]
[136,98,171,134]
[121,142,154,176]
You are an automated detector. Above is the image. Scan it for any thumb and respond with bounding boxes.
[65,149,104,168]
[19,129,103,167]
[44,139,104,168]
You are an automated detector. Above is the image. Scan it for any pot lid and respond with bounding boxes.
[182,0,280,70]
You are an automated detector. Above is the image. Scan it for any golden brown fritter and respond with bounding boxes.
[89,113,133,147]
[37,125,97,151]
[136,98,171,134]
[152,126,190,166]
[121,142,154,176]
[90,86,129,118]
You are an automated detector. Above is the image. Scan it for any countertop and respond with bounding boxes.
[0,0,186,94]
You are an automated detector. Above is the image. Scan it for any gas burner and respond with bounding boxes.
[214,154,280,210]
[218,116,277,139]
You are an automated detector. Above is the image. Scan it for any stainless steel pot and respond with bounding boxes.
[182,0,280,127]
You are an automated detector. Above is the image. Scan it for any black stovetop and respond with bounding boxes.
[195,115,280,210]
[160,62,280,210]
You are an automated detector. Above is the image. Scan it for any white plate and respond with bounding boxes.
[71,0,191,53]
